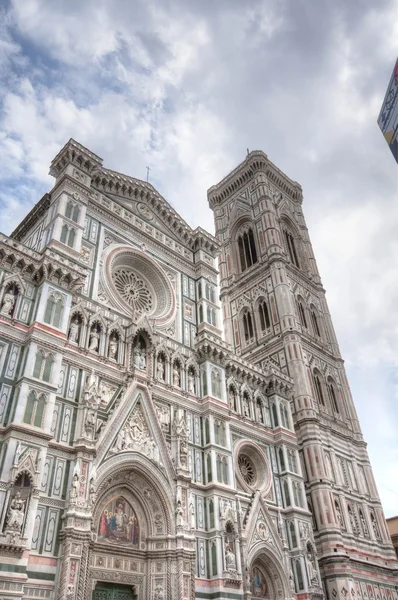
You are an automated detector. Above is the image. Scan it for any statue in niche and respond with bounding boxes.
[68,317,80,343]
[225,542,236,571]
[0,290,16,316]
[139,346,146,369]
[173,363,180,387]
[243,396,250,417]
[256,403,264,423]
[88,326,100,352]
[228,388,236,411]
[187,370,195,394]
[335,502,344,528]
[157,355,165,380]
[6,493,25,532]
[82,372,100,438]
[70,472,80,502]
[88,477,96,507]
[306,544,318,586]
[189,502,195,529]
[176,500,184,528]
[174,414,188,468]
[108,335,118,360]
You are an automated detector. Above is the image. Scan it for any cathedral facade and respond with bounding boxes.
[0,139,396,600]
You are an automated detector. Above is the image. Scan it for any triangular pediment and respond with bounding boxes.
[244,492,284,559]
[96,382,174,479]
[103,192,187,245]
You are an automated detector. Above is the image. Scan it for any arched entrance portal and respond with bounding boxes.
[93,582,136,600]
[247,548,291,600]
[250,560,272,598]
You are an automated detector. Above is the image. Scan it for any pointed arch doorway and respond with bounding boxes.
[92,582,137,600]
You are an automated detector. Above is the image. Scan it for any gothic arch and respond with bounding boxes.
[247,545,290,600]
[94,462,174,537]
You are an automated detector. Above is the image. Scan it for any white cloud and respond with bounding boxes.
[0,0,397,520]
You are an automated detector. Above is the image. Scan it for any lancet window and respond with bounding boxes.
[258,300,271,332]
[238,228,257,272]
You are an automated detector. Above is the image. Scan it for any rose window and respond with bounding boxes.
[238,454,256,486]
[113,268,153,315]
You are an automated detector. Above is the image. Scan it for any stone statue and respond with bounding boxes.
[83,373,100,437]
[13,443,22,466]
[306,545,318,586]
[189,502,195,530]
[289,570,296,593]
[0,291,16,316]
[157,357,165,380]
[133,345,141,368]
[6,492,25,532]
[88,328,100,352]
[243,397,250,417]
[108,335,118,360]
[188,371,195,394]
[225,543,236,571]
[229,388,236,411]
[68,317,80,343]
[70,472,79,502]
[176,500,184,528]
[88,477,96,507]
[173,364,180,387]
[139,347,146,369]
[335,502,344,528]
[256,403,264,423]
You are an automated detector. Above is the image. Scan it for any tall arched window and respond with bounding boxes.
[33,350,53,382]
[209,499,215,528]
[289,521,297,548]
[207,454,212,482]
[284,230,300,268]
[297,300,307,329]
[222,457,228,484]
[327,378,339,414]
[242,310,254,343]
[313,372,325,407]
[24,390,46,427]
[310,306,321,337]
[216,455,222,482]
[238,229,257,272]
[283,480,291,507]
[67,228,76,248]
[279,448,286,472]
[60,224,68,244]
[199,305,204,323]
[259,300,271,332]
[44,292,64,328]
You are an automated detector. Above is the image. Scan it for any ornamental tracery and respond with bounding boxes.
[113,268,153,315]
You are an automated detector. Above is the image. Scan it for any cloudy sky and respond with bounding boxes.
[1,1,397,517]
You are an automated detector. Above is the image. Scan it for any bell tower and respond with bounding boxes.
[208,151,398,599]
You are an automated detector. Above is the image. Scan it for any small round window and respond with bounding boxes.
[235,442,272,494]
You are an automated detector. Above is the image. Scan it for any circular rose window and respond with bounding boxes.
[235,441,271,494]
[100,245,176,325]
[238,454,256,486]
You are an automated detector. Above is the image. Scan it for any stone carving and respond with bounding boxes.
[13,443,22,466]
[154,586,164,600]
[89,327,100,352]
[257,521,269,540]
[187,370,195,394]
[243,396,250,417]
[108,335,118,360]
[176,500,184,528]
[173,363,180,387]
[225,543,237,571]
[155,404,170,430]
[111,406,160,464]
[6,493,25,532]
[68,317,80,343]
[335,501,344,528]
[157,356,165,380]
[133,344,146,369]
[256,403,264,423]
[189,502,195,530]
[306,545,319,586]
[113,268,153,316]
[229,388,237,411]
[70,472,80,503]
[88,477,96,507]
[173,414,188,468]
[0,291,16,316]
[98,381,117,408]
[82,372,100,438]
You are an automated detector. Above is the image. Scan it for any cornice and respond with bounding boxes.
[49,138,219,257]
[11,194,51,241]
[207,151,302,208]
